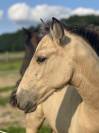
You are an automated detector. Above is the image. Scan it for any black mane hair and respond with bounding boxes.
[65,24,99,55]
[40,20,99,55]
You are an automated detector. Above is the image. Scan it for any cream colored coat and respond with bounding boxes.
[17,18,99,133]
[26,85,81,133]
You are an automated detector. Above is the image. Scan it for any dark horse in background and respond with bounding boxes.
[10,23,99,133]
[10,27,40,105]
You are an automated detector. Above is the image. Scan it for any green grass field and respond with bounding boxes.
[1,127,25,133]
[0,86,14,93]
[0,52,23,74]
[0,60,22,71]
[0,86,14,106]
[1,126,51,133]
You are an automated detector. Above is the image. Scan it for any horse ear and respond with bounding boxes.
[50,17,70,46]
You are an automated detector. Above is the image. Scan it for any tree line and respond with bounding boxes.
[0,15,99,52]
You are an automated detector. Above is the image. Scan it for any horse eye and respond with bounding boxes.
[36,56,47,63]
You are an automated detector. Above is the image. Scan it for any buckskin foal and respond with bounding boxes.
[16,18,99,133]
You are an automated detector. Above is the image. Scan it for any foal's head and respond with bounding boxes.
[16,18,97,113]
[16,18,76,113]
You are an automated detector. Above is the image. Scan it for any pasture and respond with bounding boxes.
[0,52,51,133]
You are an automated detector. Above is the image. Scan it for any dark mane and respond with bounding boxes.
[40,20,99,55]
[65,24,99,55]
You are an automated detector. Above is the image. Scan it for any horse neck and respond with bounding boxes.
[71,40,99,110]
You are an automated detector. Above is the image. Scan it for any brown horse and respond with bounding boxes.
[16,17,99,133]
[20,28,40,76]
[10,27,40,106]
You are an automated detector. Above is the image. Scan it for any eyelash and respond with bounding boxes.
[36,56,47,63]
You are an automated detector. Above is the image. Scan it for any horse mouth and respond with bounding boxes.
[14,101,37,113]
[15,99,37,113]
[10,90,37,113]
[24,103,37,113]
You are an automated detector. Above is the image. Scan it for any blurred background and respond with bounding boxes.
[0,0,99,132]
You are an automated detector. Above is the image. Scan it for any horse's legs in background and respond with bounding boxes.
[26,105,45,133]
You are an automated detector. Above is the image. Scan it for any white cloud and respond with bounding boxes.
[31,4,71,22]
[72,7,99,16]
[8,3,32,24]
[8,3,99,26]
[8,3,71,25]
[0,10,3,19]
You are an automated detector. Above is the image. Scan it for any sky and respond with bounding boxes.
[0,0,99,34]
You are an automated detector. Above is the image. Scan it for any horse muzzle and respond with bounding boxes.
[16,89,38,113]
